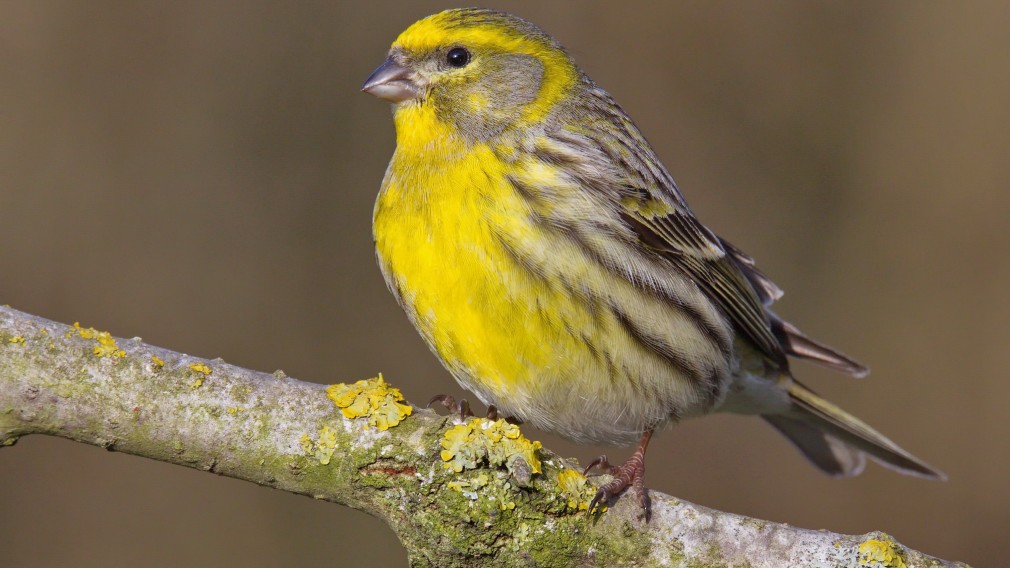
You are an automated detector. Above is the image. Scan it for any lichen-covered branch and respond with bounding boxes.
[0,306,966,567]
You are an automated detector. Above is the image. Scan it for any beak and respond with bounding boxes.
[361,58,420,103]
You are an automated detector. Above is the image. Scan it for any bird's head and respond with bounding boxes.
[362,9,581,139]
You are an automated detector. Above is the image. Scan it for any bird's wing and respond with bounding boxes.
[617,184,789,366]
[622,200,867,376]
[558,89,866,375]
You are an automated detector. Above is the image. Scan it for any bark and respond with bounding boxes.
[0,306,967,567]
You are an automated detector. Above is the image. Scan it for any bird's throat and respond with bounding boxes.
[392,102,466,162]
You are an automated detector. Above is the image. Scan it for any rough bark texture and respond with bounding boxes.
[0,305,967,567]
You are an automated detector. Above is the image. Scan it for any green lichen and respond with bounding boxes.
[439,417,541,483]
[399,420,657,567]
[446,469,524,512]
[387,409,670,567]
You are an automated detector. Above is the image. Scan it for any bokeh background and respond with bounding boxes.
[2,1,1007,566]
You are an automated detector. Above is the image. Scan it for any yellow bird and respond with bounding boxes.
[362,8,943,513]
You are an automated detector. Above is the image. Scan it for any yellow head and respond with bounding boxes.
[362,8,581,139]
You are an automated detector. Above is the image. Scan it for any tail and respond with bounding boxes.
[763,381,946,480]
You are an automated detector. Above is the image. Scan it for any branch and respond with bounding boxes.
[0,306,966,567]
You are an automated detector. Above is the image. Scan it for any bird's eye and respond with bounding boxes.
[446,47,471,68]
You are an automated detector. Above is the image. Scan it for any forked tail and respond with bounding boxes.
[763,381,945,480]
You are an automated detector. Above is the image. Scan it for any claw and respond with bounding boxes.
[584,430,654,520]
[427,395,526,425]
[583,454,616,476]
[426,394,476,421]
[426,394,455,411]
[458,399,472,420]
[427,396,522,423]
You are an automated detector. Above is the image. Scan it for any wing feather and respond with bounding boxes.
[552,84,867,375]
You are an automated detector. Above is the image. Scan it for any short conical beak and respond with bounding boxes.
[361,58,420,103]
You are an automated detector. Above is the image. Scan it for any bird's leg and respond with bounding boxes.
[584,430,654,519]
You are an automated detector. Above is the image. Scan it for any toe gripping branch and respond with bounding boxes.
[428,394,475,421]
[427,394,522,424]
[584,430,654,520]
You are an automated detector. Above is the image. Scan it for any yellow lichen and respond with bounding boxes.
[227,407,243,415]
[314,426,338,465]
[556,469,595,511]
[439,417,542,481]
[73,322,94,339]
[189,362,212,375]
[71,322,126,358]
[298,432,314,455]
[298,427,340,465]
[446,472,490,493]
[151,355,165,368]
[187,364,210,388]
[858,538,907,568]
[325,374,412,431]
[93,333,126,358]
[471,472,490,488]
[8,335,25,344]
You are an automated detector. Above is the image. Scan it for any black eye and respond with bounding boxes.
[446,47,470,68]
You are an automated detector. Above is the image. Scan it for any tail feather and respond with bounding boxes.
[767,381,946,480]
[763,415,865,477]
[771,316,870,378]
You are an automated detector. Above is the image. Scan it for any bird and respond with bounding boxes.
[361,8,944,514]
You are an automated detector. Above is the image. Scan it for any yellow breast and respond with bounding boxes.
[373,110,566,393]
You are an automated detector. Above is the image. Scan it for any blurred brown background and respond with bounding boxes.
[1,1,1007,566]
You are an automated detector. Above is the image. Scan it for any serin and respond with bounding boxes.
[362,8,943,515]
